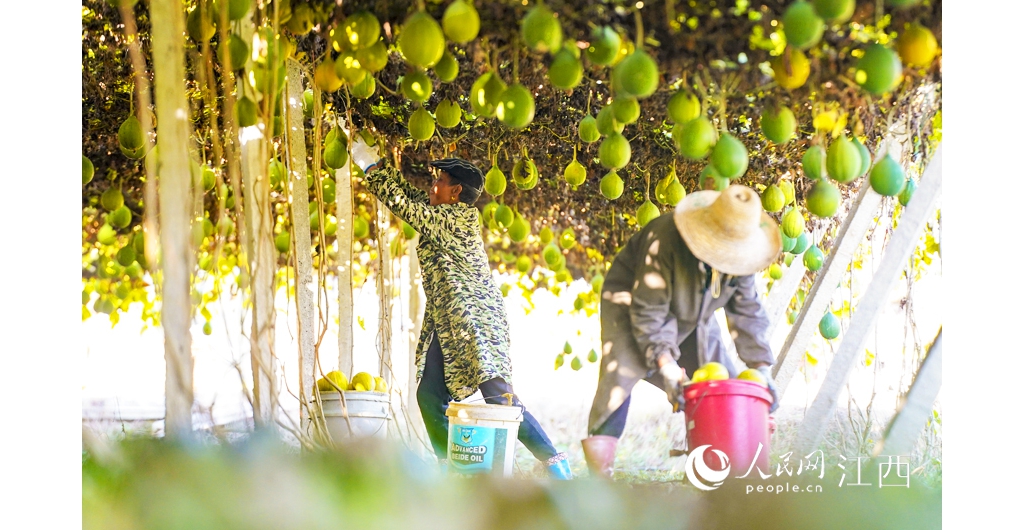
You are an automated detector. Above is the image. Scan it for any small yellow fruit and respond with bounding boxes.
[317,370,349,392]
[700,362,730,381]
[313,60,343,93]
[771,48,810,90]
[897,23,938,68]
[373,376,388,393]
[737,368,768,386]
[351,372,375,392]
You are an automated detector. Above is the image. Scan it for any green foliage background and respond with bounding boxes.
[81,0,941,329]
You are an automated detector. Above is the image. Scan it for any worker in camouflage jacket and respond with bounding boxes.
[351,135,571,480]
[582,184,782,478]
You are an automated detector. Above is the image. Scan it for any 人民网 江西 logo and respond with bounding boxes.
[684,445,731,491]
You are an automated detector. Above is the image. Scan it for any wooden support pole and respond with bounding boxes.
[873,329,942,458]
[795,145,943,454]
[150,0,194,440]
[376,206,394,387]
[773,184,884,396]
[337,123,355,377]
[406,237,427,450]
[241,129,277,430]
[764,243,808,340]
[284,59,315,425]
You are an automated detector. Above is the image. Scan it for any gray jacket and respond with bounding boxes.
[602,212,775,375]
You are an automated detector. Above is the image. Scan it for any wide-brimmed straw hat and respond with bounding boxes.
[673,185,781,276]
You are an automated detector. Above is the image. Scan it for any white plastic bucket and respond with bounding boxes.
[445,402,523,477]
[315,391,390,441]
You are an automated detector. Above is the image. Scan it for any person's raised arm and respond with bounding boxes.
[360,157,458,246]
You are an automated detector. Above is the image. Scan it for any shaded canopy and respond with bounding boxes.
[81,0,942,323]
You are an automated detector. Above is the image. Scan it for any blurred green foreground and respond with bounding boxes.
[83,433,940,530]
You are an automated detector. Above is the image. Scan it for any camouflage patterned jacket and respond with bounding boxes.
[364,160,513,400]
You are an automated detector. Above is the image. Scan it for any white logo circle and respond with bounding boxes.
[684,445,731,490]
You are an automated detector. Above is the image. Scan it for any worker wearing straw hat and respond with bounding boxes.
[581,185,782,478]
[350,135,572,480]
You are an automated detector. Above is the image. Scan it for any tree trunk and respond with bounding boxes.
[337,121,354,376]
[238,16,277,432]
[149,0,194,439]
[406,237,426,450]
[377,207,393,387]
[284,59,316,425]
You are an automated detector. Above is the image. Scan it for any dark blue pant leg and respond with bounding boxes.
[592,395,631,438]
[478,378,560,462]
[416,334,451,460]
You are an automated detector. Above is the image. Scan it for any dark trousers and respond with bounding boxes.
[417,334,559,462]
[592,333,703,438]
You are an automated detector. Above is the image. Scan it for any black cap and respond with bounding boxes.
[429,158,484,195]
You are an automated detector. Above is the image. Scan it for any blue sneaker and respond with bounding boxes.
[546,453,573,480]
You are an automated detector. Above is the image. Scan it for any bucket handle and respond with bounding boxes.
[460,392,526,421]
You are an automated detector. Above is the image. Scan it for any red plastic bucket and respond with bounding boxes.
[683,379,772,476]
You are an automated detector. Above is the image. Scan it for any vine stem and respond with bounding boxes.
[633,7,644,47]
[513,34,520,83]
